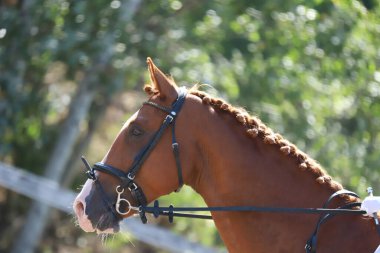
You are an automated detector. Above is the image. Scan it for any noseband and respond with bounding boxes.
[81,87,188,223]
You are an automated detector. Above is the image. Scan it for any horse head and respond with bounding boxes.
[73,58,200,233]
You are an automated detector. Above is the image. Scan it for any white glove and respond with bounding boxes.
[361,196,380,217]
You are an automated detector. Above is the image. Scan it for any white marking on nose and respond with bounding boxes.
[73,179,95,232]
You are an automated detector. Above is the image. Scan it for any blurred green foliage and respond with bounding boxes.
[1,0,380,252]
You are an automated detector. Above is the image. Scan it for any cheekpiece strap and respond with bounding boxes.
[142,87,187,192]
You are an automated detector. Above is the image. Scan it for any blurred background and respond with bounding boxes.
[0,0,379,252]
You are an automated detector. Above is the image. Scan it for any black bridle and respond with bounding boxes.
[81,87,187,223]
[80,86,380,253]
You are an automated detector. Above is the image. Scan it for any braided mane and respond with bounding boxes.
[144,84,345,193]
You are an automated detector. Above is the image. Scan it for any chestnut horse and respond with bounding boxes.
[74,58,380,252]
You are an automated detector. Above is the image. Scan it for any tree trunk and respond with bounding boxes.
[10,1,142,251]
[61,101,108,188]
[10,72,95,253]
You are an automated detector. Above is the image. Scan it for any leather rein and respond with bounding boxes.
[80,87,380,253]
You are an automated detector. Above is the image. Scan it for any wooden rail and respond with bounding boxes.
[0,162,222,253]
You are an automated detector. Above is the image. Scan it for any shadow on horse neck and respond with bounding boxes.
[180,88,379,253]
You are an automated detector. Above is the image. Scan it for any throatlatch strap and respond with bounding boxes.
[172,143,183,192]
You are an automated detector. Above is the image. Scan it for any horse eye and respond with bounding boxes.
[131,127,143,136]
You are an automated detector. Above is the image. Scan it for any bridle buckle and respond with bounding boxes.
[127,172,135,180]
[128,182,138,191]
[81,156,96,180]
[165,114,174,123]
[86,169,96,180]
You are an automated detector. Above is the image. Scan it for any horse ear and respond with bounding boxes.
[146,57,178,100]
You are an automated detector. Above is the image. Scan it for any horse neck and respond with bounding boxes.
[192,104,337,209]
[188,100,379,252]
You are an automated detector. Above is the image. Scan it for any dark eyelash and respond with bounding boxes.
[132,128,140,136]
[129,125,144,137]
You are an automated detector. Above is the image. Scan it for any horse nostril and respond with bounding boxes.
[73,198,96,233]
[74,199,85,217]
